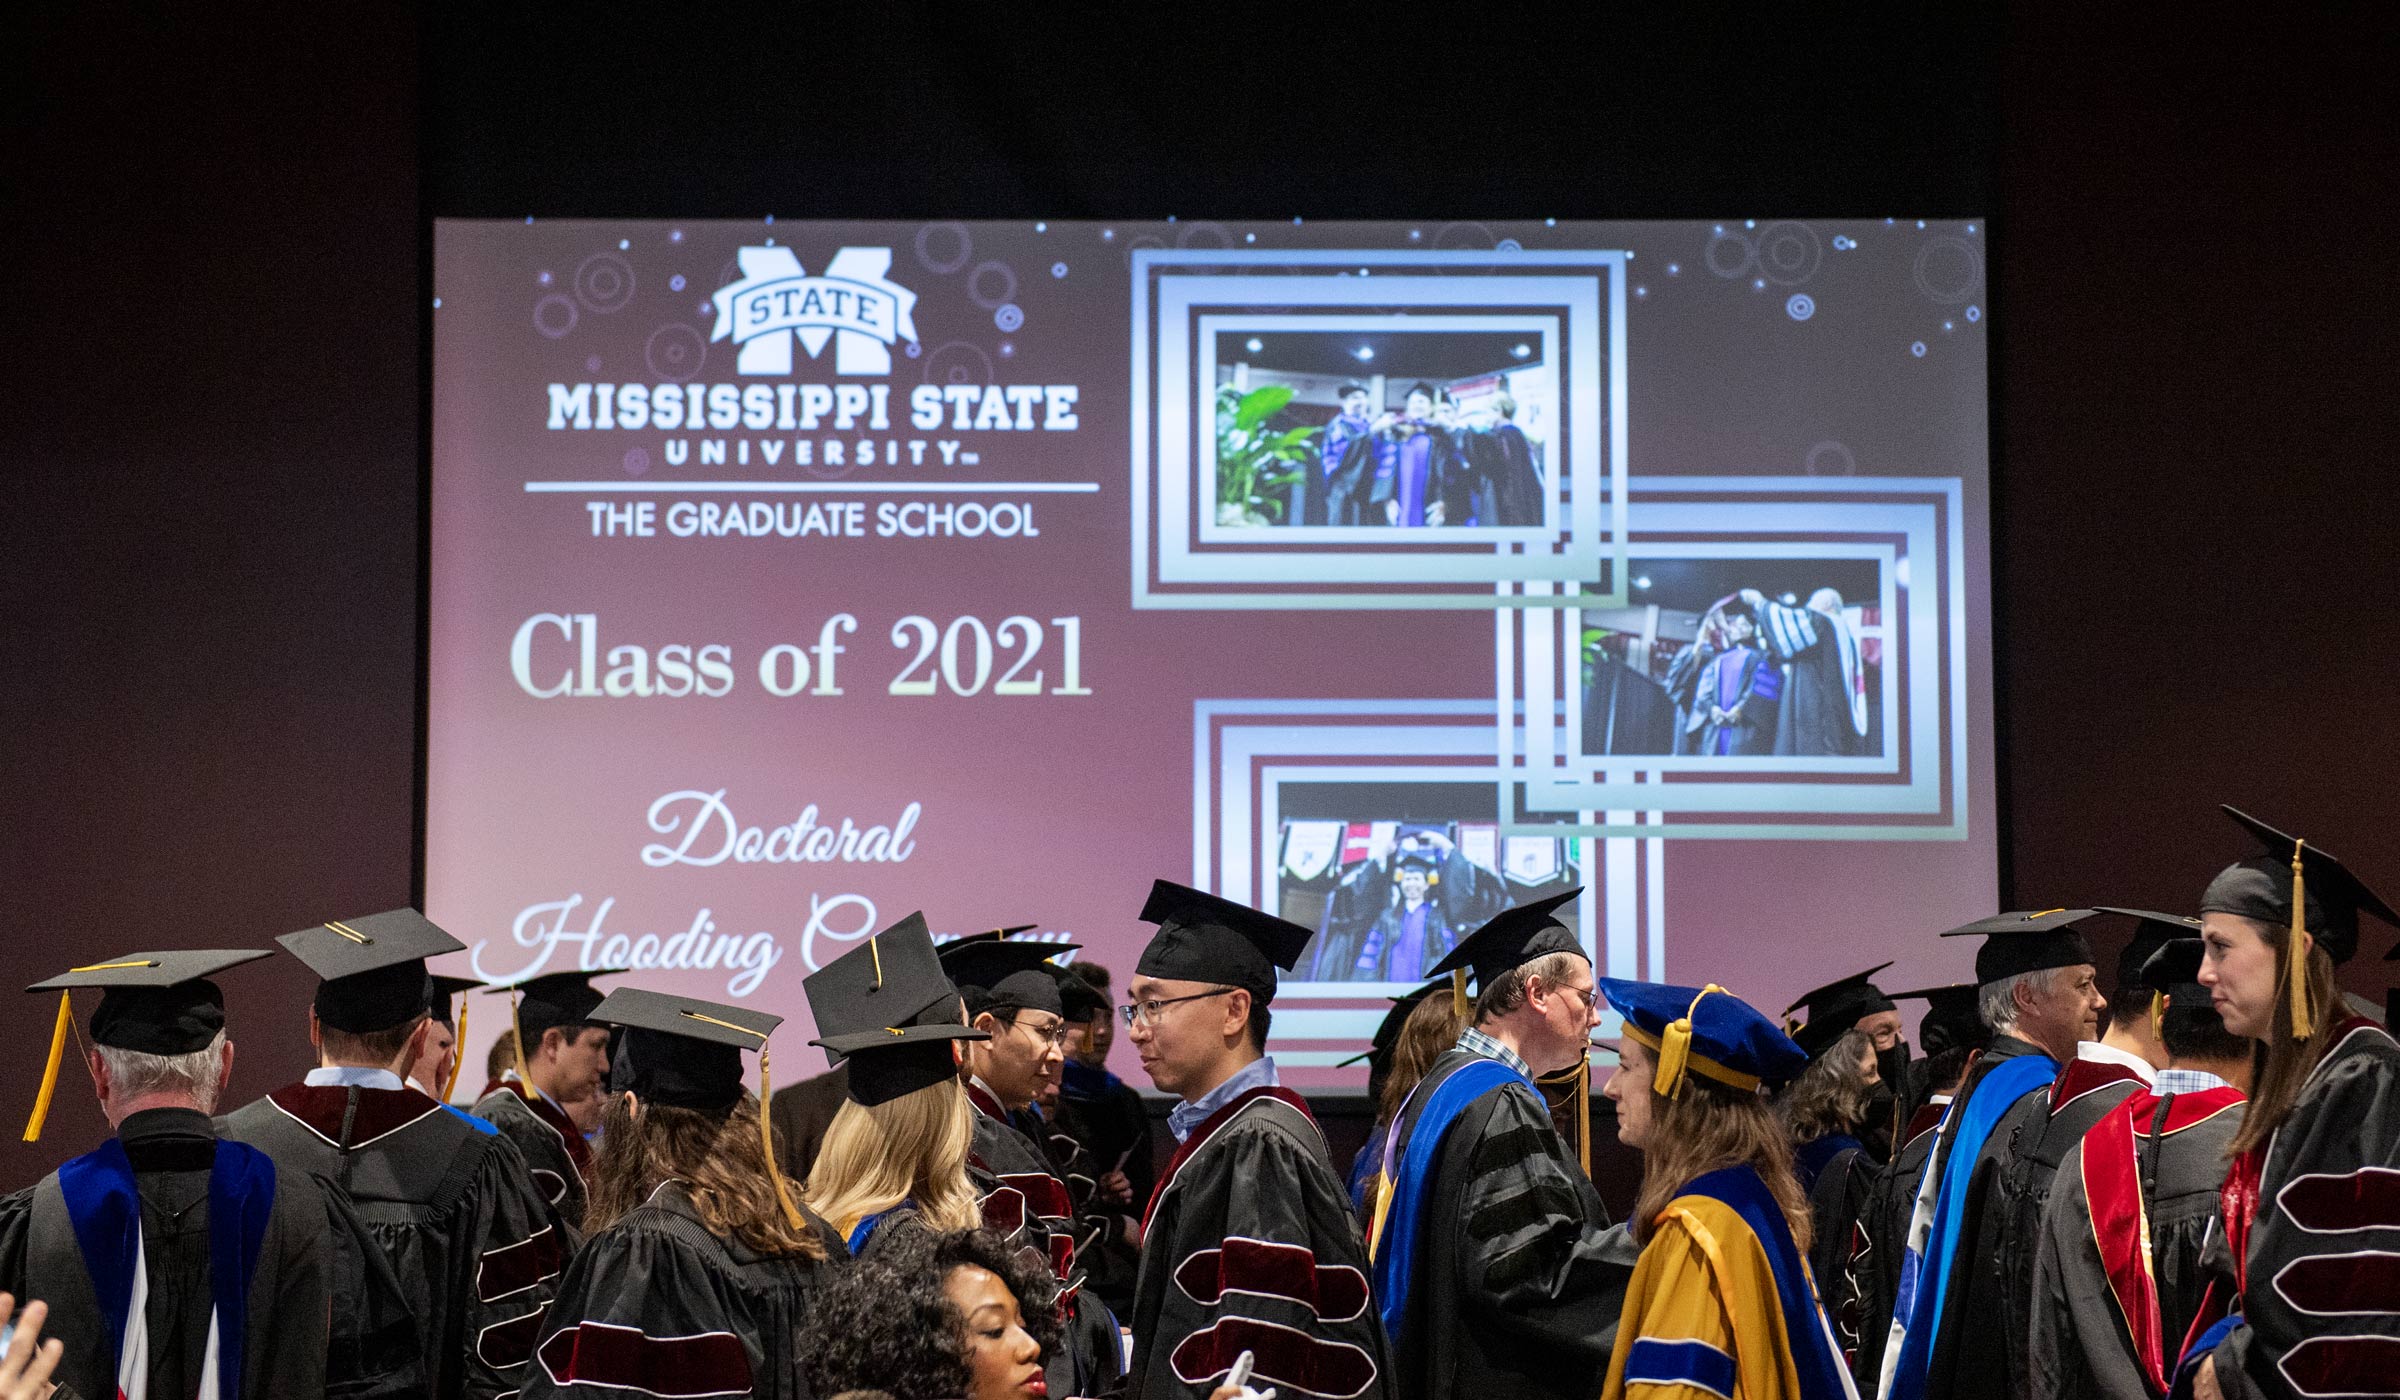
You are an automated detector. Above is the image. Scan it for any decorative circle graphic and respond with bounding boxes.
[994,303,1024,332]
[1705,230,1756,279]
[1756,221,1823,285]
[1910,341,1928,358]
[1432,221,1497,252]
[622,448,651,478]
[921,340,995,387]
[914,222,973,276]
[967,261,1018,310]
[574,253,636,314]
[1965,304,1982,323]
[1804,441,1857,476]
[1786,293,1816,321]
[805,449,856,481]
[1495,237,1523,253]
[905,341,922,358]
[718,258,743,289]
[1122,235,1167,268]
[533,294,578,339]
[586,355,603,373]
[1912,237,1983,303]
[644,323,706,382]
[669,274,687,292]
[1174,221,1234,250]
[1051,262,1069,279]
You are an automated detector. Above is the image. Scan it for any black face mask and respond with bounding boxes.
[1876,1040,1912,1095]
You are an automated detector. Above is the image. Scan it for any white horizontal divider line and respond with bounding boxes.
[526,481,1101,493]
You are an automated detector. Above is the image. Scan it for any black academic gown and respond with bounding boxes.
[525,1182,844,1400]
[1905,1034,2059,1400]
[1055,1060,1155,1316]
[1382,1050,1625,1400]
[1759,598,1864,757]
[1965,1057,2150,1400]
[472,1087,591,1230]
[0,1107,424,1400]
[2028,1084,2243,1400]
[767,1063,851,1184]
[1851,1098,1947,1390]
[1459,423,1546,526]
[221,1080,569,1400]
[2200,1019,2400,1400]
[1129,1085,1389,1400]
[965,1090,1126,1400]
[1798,1137,1878,1368]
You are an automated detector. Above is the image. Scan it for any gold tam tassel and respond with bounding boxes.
[1450,968,1469,1020]
[756,1044,807,1234]
[2288,840,2316,1041]
[1574,1051,1592,1177]
[1655,984,1724,1098]
[443,995,470,1103]
[2149,990,2166,1047]
[22,992,73,1143]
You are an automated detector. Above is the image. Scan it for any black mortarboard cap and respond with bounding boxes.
[1940,908,2099,985]
[28,950,272,1055]
[804,912,988,1107]
[2137,937,2213,1010]
[1889,982,1990,1056]
[1134,882,1313,1001]
[593,986,780,1114]
[938,937,1080,1019]
[1427,889,1584,991]
[486,968,627,1044]
[1335,977,1449,1069]
[2091,908,2204,994]
[278,910,466,1033]
[2201,806,2400,964]
[21,949,274,1142]
[427,974,482,1028]
[1782,963,1898,1060]
[1059,976,1112,1024]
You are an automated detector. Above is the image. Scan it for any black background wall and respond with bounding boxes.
[4,4,2394,1189]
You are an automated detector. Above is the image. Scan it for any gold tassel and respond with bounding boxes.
[21,992,73,1143]
[442,995,470,1103]
[1450,968,1468,1020]
[756,1044,807,1233]
[1574,1051,1592,1178]
[2288,840,2315,1041]
[1655,984,1724,1098]
[2149,990,2166,1047]
[869,936,885,990]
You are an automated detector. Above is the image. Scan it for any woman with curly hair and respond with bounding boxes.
[523,990,846,1400]
[800,1227,1059,1400]
[1598,980,1854,1400]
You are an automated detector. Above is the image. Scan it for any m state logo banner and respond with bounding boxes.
[710,245,918,376]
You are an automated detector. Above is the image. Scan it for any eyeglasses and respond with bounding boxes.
[1552,982,1597,1011]
[1118,988,1237,1027]
[1008,1016,1073,1049]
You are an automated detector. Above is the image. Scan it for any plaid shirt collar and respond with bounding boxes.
[1455,1026,1533,1079]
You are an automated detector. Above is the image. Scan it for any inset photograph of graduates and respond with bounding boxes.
[1209,326,1557,529]
[1272,786,1582,984]
[1578,556,1887,759]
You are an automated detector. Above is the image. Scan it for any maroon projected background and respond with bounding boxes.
[428,218,1999,1090]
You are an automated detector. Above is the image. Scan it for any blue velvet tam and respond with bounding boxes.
[1599,978,1809,1095]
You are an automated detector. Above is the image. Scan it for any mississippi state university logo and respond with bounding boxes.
[710,246,919,376]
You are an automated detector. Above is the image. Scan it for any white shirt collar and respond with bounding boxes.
[2076,1038,2159,1084]
[305,1066,404,1090]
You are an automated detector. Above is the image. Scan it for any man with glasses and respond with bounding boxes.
[1368,891,1629,1400]
[1122,881,1392,1400]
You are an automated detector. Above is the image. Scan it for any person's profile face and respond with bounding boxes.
[1722,613,1756,644]
[556,1026,613,1101]
[1855,1009,1905,1052]
[2199,912,2278,1040]
[1604,1036,1656,1149]
[943,1263,1045,1400]
[985,1008,1066,1106]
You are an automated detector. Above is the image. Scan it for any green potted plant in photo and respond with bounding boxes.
[1214,383,1315,527]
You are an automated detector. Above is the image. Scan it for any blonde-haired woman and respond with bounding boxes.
[2183,808,2400,1400]
[1598,979,1857,1400]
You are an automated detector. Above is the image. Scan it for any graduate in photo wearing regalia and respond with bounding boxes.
[1877,910,2107,1400]
[1123,881,1390,1400]
[522,987,846,1400]
[2178,808,2400,1400]
[1598,980,1855,1400]
[2028,936,2250,1400]
[1963,911,2194,1400]
[218,910,569,1400]
[0,949,422,1400]
[1370,891,1628,1400]
[473,970,623,1229]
